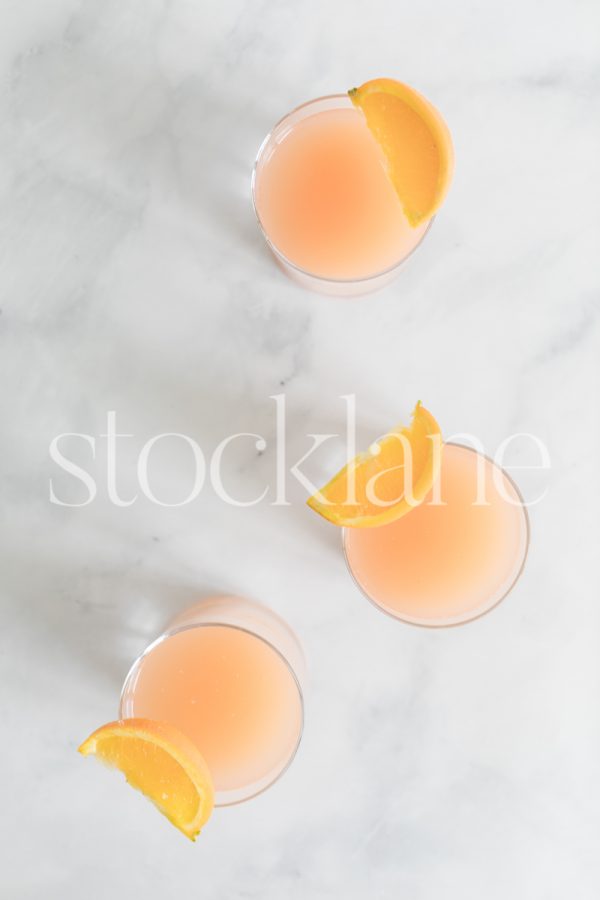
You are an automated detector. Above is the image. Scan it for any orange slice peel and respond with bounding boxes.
[349,78,454,227]
[78,718,214,841]
[307,402,442,528]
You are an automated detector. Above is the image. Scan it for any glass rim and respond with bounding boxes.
[251,93,435,285]
[119,619,305,807]
[341,441,531,629]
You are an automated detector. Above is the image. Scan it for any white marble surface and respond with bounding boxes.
[2,1,600,897]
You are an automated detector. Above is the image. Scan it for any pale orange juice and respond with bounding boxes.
[253,95,429,290]
[120,598,304,805]
[343,444,529,626]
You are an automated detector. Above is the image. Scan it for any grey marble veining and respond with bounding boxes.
[1,1,600,898]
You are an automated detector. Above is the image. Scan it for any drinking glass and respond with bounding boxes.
[120,596,305,805]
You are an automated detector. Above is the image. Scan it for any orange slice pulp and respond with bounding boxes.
[349,78,454,227]
[78,718,214,841]
[307,402,442,528]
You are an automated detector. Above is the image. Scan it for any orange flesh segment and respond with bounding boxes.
[78,718,214,841]
[307,403,442,528]
[349,78,454,226]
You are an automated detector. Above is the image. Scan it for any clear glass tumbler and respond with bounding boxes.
[252,94,433,297]
[120,596,305,805]
[343,443,530,627]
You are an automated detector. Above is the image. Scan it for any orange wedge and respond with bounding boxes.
[78,718,214,841]
[307,402,442,528]
[349,78,453,226]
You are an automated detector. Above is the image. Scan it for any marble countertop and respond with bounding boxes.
[2,1,599,897]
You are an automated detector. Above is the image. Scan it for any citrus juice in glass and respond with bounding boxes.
[253,79,453,295]
[307,405,529,627]
[120,597,305,805]
[343,443,529,626]
[79,597,305,838]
